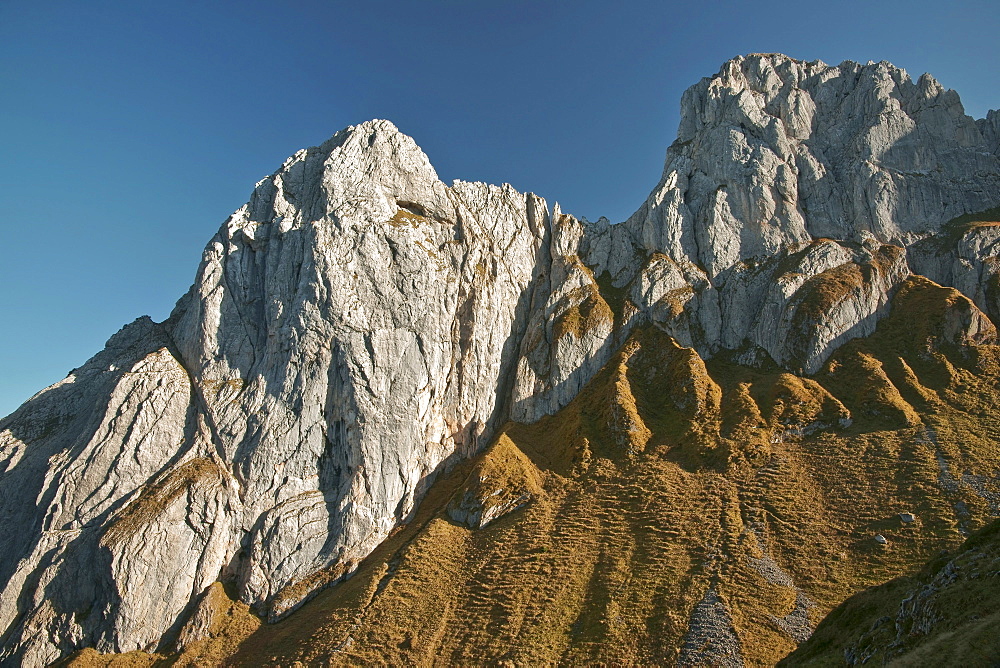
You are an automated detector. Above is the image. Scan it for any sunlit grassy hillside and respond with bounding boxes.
[61,274,1000,667]
[782,518,1000,666]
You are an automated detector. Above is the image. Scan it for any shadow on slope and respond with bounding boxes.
[60,275,1000,667]
[780,518,1000,666]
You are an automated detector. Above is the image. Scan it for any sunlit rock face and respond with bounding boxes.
[601,53,1000,370]
[625,54,1000,272]
[1,54,999,666]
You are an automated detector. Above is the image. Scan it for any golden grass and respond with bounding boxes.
[386,209,429,228]
[173,583,261,667]
[73,276,1000,666]
[56,649,163,668]
[447,433,544,527]
[58,584,260,667]
[552,284,615,340]
[782,519,1000,666]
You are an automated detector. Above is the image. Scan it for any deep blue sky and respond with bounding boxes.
[2,0,998,417]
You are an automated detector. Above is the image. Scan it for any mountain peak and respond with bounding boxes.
[627,52,1000,280]
[237,118,449,236]
[2,56,1000,666]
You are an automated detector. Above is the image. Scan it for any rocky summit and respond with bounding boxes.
[2,53,1000,666]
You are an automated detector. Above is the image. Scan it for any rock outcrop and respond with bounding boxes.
[1,53,999,665]
[2,120,560,665]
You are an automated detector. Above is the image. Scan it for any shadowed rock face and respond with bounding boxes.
[1,53,999,665]
[781,519,1000,666]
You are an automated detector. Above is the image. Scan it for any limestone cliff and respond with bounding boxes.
[1,53,999,666]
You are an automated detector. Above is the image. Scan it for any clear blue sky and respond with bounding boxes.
[2,0,998,417]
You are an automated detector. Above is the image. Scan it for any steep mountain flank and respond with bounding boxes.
[782,518,1000,666]
[2,53,1000,665]
[61,276,1000,666]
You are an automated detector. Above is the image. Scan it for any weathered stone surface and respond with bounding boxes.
[678,588,744,668]
[627,54,1000,271]
[1,54,999,665]
[629,253,720,354]
[909,221,1000,324]
[0,317,213,666]
[615,54,1000,369]
[1,120,557,662]
[510,212,617,423]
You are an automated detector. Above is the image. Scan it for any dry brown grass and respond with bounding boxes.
[386,208,429,228]
[172,583,261,667]
[552,284,614,340]
[72,277,1000,666]
[782,519,1000,666]
[56,649,164,668]
[447,433,544,527]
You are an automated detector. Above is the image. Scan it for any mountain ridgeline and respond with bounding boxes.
[2,53,1000,666]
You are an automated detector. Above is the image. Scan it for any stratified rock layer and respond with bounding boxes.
[1,53,999,665]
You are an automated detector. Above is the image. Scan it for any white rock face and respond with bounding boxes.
[626,54,1000,273]
[1,54,999,665]
[1,121,558,663]
[162,122,555,623]
[510,210,618,422]
[603,53,1000,370]
[910,223,1000,324]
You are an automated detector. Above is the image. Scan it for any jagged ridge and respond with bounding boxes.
[62,275,1000,666]
[1,53,1000,666]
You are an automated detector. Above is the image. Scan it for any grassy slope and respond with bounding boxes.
[64,277,1000,667]
[781,519,1000,666]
